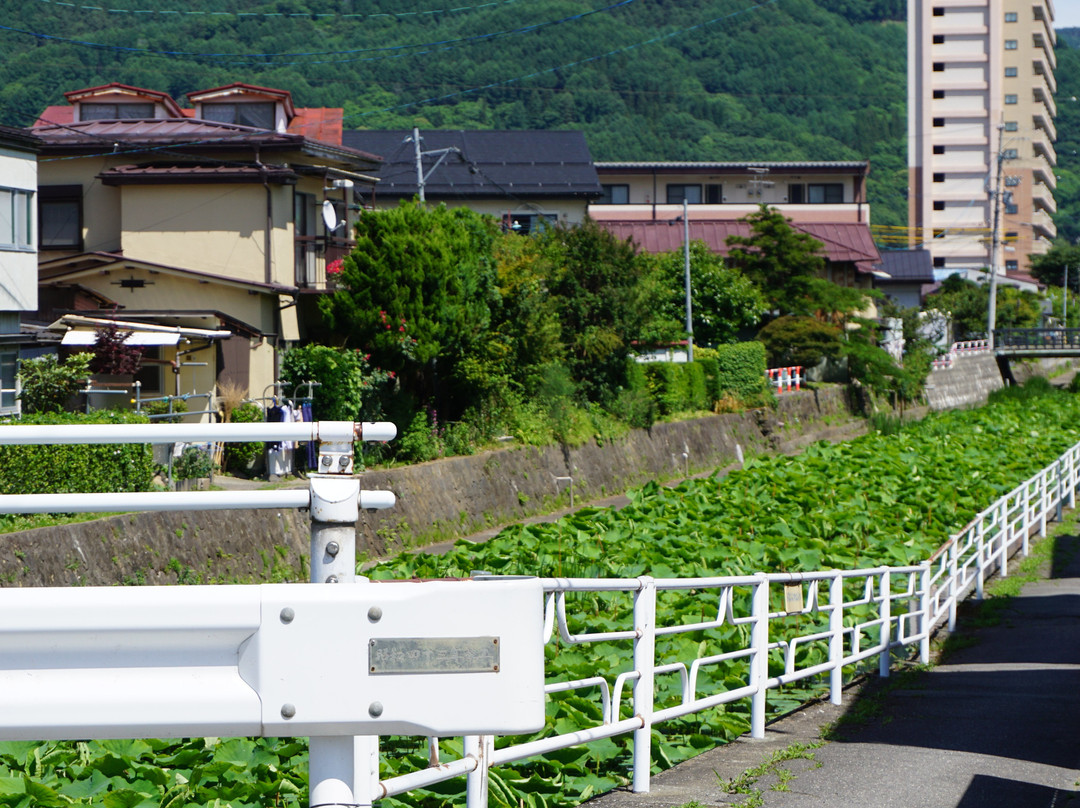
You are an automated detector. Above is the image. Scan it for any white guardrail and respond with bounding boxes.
[0,422,1075,808]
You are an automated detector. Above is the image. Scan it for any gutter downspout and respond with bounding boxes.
[256,147,273,285]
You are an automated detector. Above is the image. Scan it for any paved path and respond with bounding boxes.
[588,531,1080,808]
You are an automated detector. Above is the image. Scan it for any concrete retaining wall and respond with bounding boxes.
[0,387,857,588]
[924,353,1004,410]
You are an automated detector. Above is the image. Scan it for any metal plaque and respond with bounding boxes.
[369,637,500,675]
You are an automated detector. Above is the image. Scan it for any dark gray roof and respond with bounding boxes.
[874,249,935,283]
[0,125,41,153]
[341,130,602,200]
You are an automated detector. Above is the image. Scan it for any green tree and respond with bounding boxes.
[18,353,92,414]
[642,241,768,345]
[320,201,500,414]
[927,275,1042,340]
[725,205,827,316]
[1029,241,1080,292]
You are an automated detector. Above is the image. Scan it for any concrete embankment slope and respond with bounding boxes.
[0,387,860,587]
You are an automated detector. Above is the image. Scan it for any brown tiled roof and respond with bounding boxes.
[33,117,302,148]
[598,219,881,273]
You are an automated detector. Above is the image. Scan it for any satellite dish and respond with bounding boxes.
[322,200,340,232]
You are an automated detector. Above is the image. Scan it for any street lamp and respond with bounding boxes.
[670,198,694,363]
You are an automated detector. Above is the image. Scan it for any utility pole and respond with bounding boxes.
[683,198,693,363]
[408,127,461,204]
[987,123,1006,349]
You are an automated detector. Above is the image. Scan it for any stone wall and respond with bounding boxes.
[0,388,857,588]
[924,353,1004,410]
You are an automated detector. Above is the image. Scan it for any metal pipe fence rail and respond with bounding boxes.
[1,424,1079,808]
[376,436,1080,808]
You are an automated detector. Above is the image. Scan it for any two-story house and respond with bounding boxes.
[341,129,602,231]
[31,82,381,402]
[589,161,883,293]
[0,125,41,414]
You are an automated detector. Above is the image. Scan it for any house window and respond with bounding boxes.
[1005,12,1018,22]
[80,102,154,121]
[933,145,946,154]
[705,184,722,204]
[202,102,275,129]
[933,34,945,44]
[506,213,556,234]
[666,184,702,204]
[1004,40,1018,50]
[0,188,33,250]
[1004,94,1018,104]
[934,201,946,211]
[38,185,82,250]
[1004,121,1019,131]
[0,350,15,413]
[1005,66,1018,77]
[599,184,629,204]
[807,183,843,204]
[933,173,945,183]
[933,62,945,72]
[134,347,163,395]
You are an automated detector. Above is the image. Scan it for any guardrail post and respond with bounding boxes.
[828,573,843,705]
[750,573,770,739]
[975,516,986,601]
[919,563,931,664]
[631,576,657,793]
[308,431,381,808]
[465,735,492,808]
[999,498,1009,579]
[1056,460,1064,524]
[947,541,958,632]
[878,570,892,678]
[1038,471,1047,540]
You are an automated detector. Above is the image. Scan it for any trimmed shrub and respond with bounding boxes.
[694,356,721,401]
[757,316,843,368]
[715,342,767,398]
[0,410,154,496]
[224,401,264,475]
[644,362,689,415]
[686,362,708,410]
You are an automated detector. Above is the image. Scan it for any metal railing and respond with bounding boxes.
[375,436,1080,808]
[0,422,1077,807]
[930,339,991,370]
[996,328,1080,353]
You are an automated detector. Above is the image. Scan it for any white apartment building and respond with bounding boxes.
[908,0,1057,277]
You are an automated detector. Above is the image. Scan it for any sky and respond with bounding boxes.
[1058,6,1080,28]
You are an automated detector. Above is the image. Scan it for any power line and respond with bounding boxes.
[30,0,528,20]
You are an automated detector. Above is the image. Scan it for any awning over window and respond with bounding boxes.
[61,330,181,347]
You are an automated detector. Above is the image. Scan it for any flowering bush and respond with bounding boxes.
[326,258,344,276]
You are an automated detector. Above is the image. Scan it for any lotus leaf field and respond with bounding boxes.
[2,389,1079,808]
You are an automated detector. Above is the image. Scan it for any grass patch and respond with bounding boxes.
[721,741,823,807]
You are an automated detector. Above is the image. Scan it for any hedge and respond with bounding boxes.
[714,341,767,398]
[0,410,155,496]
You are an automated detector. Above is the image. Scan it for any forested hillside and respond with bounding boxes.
[4,2,1074,234]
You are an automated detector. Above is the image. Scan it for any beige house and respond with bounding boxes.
[32,82,380,406]
[590,161,882,295]
[908,0,1057,276]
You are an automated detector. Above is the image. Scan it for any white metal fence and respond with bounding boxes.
[0,423,1076,808]
[379,437,1080,808]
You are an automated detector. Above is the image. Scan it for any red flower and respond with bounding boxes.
[326,258,344,276]
[399,326,405,332]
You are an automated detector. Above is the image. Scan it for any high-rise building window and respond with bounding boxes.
[1004,94,1018,105]
[1005,66,1018,77]
[1002,148,1019,159]
[933,256,946,267]
[933,145,946,154]
[1005,260,1018,271]
[1004,40,1018,50]
[933,34,945,44]
[1005,12,1018,22]
[933,117,945,127]
[933,173,946,183]
[1005,121,1018,132]
[933,90,945,99]
[933,62,945,72]
[932,7,945,16]
[933,201,946,211]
